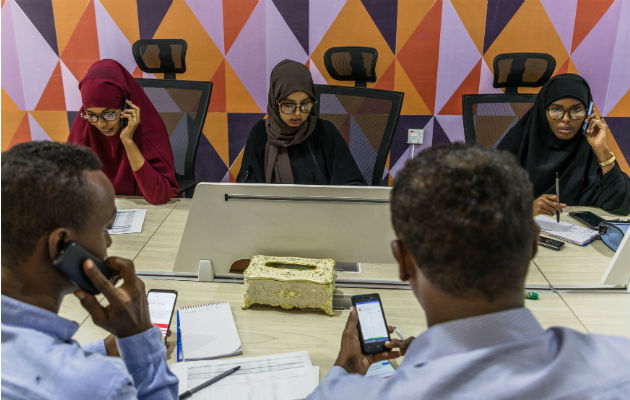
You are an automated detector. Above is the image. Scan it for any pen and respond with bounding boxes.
[393,326,406,340]
[179,365,241,399]
[525,291,539,300]
[555,172,560,223]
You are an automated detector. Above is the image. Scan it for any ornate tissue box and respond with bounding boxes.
[242,255,335,316]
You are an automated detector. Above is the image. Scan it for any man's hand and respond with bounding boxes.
[334,307,404,375]
[533,194,566,216]
[75,257,153,338]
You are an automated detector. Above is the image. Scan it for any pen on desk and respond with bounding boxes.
[393,326,406,340]
[555,172,560,223]
[179,366,241,399]
[525,291,539,300]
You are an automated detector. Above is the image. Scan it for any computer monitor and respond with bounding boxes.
[173,183,396,278]
[601,229,630,289]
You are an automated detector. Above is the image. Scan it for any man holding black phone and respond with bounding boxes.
[1,142,178,399]
[308,144,629,399]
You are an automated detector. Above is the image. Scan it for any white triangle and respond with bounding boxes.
[94,0,137,74]
[28,114,53,142]
[60,61,83,111]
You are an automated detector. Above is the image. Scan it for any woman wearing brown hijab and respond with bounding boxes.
[237,60,366,185]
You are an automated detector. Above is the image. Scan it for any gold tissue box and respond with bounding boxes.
[242,255,335,316]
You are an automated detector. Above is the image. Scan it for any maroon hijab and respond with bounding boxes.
[264,60,318,183]
[68,59,177,197]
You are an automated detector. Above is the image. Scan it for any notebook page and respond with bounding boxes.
[179,302,242,360]
[535,215,599,245]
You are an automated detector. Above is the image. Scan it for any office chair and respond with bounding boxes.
[314,85,403,185]
[323,47,378,88]
[135,78,212,197]
[132,39,187,79]
[462,53,555,146]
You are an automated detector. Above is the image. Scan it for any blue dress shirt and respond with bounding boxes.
[1,295,178,399]
[309,308,630,399]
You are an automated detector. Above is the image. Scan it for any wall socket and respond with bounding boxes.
[407,129,424,145]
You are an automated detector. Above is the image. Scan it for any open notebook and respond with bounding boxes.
[535,215,599,246]
[178,302,242,361]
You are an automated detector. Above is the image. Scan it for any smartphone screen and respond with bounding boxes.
[570,211,604,229]
[353,294,390,353]
[147,290,177,342]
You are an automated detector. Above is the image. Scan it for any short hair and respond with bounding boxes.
[390,143,535,301]
[1,141,102,268]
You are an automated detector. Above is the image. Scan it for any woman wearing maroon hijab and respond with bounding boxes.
[68,59,179,204]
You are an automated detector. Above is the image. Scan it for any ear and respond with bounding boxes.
[391,239,418,282]
[47,228,70,262]
[531,225,540,260]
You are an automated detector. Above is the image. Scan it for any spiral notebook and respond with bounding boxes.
[178,302,242,361]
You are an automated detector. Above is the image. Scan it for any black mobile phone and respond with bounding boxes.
[569,211,604,230]
[52,241,112,295]
[147,289,178,344]
[351,293,391,354]
[538,235,565,251]
[120,99,129,128]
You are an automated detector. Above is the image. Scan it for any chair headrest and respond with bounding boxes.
[323,47,378,87]
[493,53,555,93]
[132,39,187,78]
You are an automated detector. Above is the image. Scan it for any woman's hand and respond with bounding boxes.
[583,112,615,173]
[533,194,566,216]
[119,99,141,144]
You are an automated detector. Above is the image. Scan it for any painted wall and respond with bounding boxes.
[2,0,629,182]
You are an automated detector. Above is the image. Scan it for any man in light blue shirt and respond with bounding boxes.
[309,144,630,399]
[1,142,178,399]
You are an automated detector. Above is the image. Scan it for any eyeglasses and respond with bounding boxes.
[546,106,586,121]
[81,110,119,124]
[277,101,316,115]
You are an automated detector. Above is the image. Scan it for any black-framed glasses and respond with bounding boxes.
[81,110,119,124]
[277,101,316,115]
[546,106,586,121]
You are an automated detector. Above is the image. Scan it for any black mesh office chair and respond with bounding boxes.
[324,47,378,88]
[132,39,187,79]
[314,85,403,185]
[135,78,212,197]
[462,53,556,146]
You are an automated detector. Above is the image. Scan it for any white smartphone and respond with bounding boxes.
[147,289,178,343]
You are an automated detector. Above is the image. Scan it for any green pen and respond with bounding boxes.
[525,291,539,300]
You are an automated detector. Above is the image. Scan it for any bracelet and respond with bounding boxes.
[599,153,616,167]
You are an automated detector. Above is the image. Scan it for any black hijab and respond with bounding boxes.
[497,73,598,204]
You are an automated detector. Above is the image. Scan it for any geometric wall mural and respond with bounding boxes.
[2,0,629,183]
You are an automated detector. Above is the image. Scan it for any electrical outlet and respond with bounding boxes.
[407,129,423,145]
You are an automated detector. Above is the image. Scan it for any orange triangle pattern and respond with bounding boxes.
[439,60,482,115]
[607,90,630,118]
[571,0,614,52]
[8,114,32,148]
[52,0,90,54]
[202,112,229,165]
[451,0,487,54]
[1,110,26,150]
[374,61,395,91]
[60,0,100,81]
[223,0,258,54]
[99,0,140,45]
[30,111,70,142]
[209,60,226,112]
[36,62,66,111]
[225,61,261,113]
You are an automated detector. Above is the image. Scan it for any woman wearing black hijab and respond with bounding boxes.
[237,59,366,185]
[498,73,630,216]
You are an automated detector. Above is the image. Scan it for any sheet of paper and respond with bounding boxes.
[170,351,318,400]
[108,209,146,235]
[365,360,396,378]
[535,215,599,245]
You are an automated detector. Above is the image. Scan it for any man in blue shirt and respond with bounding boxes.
[309,144,630,399]
[1,142,178,399]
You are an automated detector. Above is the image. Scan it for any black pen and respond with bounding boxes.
[179,365,241,399]
[555,172,560,223]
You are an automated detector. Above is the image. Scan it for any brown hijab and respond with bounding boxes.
[264,60,318,183]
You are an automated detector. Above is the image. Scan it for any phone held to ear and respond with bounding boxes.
[538,235,565,251]
[581,101,593,135]
[120,99,129,128]
[147,289,178,344]
[52,241,112,295]
[351,293,391,354]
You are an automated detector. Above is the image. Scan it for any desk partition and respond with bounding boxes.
[173,183,397,281]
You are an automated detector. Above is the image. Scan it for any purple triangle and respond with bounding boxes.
[272,0,309,54]
[432,119,451,146]
[67,111,80,131]
[228,113,266,164]
[483,0,524,53]
[605,117,630,163]
[389,115,432,166]
[15,0,59,55]
[361,0,397,53]
[194,134,228,182]
[137,0,173,39]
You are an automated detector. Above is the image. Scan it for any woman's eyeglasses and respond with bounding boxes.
[277,101,316,115]
[546,106,586,121]
[81,111,118,124]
